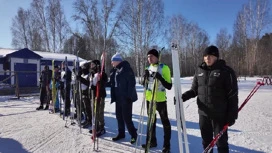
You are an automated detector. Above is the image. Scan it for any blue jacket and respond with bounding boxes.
[109,61,138,103]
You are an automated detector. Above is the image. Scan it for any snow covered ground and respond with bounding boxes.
[0,77,271,153]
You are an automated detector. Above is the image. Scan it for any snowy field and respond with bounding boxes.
[0,77,272,153]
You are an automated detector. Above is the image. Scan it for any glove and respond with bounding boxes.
[143,70,149,78]
[174,96,186,105]
[181,94,186,102]
[227,113,236,127]
[154,72,163,81]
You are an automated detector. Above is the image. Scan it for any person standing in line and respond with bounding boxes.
[60,61,72,116]
[89,60,108,136]
[181,45,238,153]
[77,62,92,128]
[37,65,52,110]
[109,52,138,144]
[141,49,172,153]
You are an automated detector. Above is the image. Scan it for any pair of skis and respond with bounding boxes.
[171,43,189,153]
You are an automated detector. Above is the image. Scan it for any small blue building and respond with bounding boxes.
[0,48,85,87]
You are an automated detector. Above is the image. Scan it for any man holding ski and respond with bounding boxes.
[142,49,172,153]
[77,62,92,128]
[89,59,108,136]
[181,45,238,153]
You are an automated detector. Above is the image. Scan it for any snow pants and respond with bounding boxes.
[199,115,229,153]
[115,93,137,138]
[146,101,171,149]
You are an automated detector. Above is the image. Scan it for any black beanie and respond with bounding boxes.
[92,60,100,66]
[147,49,159,58]
[203,45,219,58]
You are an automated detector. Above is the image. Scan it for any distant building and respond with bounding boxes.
[0,48,85,87]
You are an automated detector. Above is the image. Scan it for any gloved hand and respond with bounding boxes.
[174,96,186,105]
[181,94,186,102]
[227,113,236,127]
[143,70,149,78]
[154,72,163,81]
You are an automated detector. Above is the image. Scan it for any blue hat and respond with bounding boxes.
[111,53,123,62]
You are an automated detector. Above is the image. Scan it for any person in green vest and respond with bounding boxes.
[142,49,172,153]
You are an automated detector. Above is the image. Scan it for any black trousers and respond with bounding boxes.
[146,101,171,148]
[61,84,71,112]
[82,93,92,123]
[115,93,137,138]
[199,115,229,153]
[39,87,50,106]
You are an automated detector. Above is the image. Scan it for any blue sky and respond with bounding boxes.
[0,0,250,49]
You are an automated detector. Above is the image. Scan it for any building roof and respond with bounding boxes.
[0,48,85,61]
[0,48,17,58]
[0,48,42,59]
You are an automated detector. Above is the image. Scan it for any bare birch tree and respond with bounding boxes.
[118,0,164,77]
[215,28,232,60]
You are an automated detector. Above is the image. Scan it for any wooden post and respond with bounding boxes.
[15,72,20,99]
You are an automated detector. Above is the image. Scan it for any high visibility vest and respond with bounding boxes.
[145,63,171,102]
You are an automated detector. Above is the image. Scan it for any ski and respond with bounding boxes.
[50,60,57,114]
[171,43,189,153]
[134,77,148,152]
[63,56,67,121]
[76,52,82,133]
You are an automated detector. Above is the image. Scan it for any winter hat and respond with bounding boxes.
[203,45,219,58]
[91,60,100,66]
[147,49,159,58]
[111,53,123,62]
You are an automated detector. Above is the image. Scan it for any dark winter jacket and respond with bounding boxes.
[182,60,238,120]
[40,69,52,87]
[109,61,138,103]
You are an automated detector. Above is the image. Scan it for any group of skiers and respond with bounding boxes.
[36,45,238,153]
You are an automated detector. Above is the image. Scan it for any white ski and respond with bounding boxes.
[171,43,189,153]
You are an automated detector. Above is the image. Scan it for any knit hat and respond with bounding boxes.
[147,49,159,58]
[111,53,123,62]
[91,60,100,66]
[203,45,219,58]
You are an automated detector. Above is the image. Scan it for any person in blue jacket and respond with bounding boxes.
[109,52,138,144]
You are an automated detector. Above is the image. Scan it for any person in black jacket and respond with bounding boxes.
[181,45,238,153]
[89,59,108,136]
[37,65,52,110]
[109,53,138,144]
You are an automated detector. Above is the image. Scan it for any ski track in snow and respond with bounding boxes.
[0,77,271,153]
